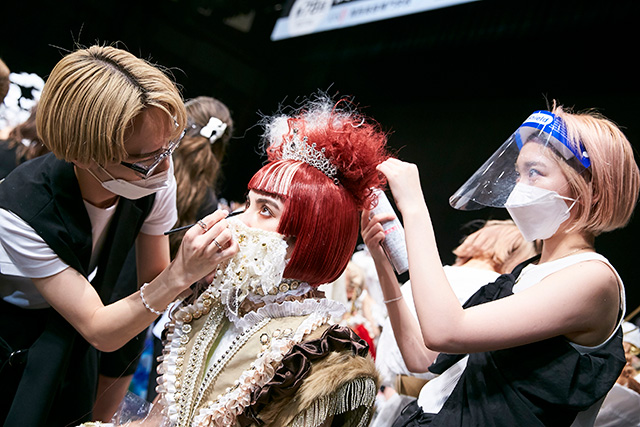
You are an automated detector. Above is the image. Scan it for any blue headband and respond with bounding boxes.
[515,110,591,169]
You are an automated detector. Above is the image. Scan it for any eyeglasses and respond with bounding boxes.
[120,128,186,178]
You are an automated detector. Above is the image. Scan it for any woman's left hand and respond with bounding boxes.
[360,209,395,266]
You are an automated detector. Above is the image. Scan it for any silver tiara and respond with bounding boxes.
[282,128,339,184]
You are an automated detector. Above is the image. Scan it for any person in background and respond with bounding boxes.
[351,245,389,326]
[363,105,639,426]
[0,45,237,426]
[0,103,47,179]
[0,58,12,141]
[371,219,538,427]
[340,260,382,358]
[0,65,44,140]
[0,58,10,105]
[169,95,234,258]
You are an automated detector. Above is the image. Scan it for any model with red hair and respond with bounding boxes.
[96,93,391,427]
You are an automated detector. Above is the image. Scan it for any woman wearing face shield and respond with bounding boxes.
[362,106,640,426]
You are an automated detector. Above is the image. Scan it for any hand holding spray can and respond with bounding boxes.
[370,188,409,274]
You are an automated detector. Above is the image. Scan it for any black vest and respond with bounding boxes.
[0,153,155,426]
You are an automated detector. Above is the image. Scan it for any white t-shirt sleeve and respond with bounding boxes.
[139,174,178,236]
[0,208,70,278]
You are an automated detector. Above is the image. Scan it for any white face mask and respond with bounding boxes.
[504,183,577,242]
[89,158,174,200]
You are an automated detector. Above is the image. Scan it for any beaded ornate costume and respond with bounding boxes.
[156,219,379,427]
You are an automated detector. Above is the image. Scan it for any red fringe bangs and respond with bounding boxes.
[247,160,303,199]
[278,165,359,286]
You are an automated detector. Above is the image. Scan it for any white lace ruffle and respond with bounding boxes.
[210,218,289,317]
[232,297,346,330]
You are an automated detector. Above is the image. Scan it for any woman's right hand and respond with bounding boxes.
[376,158,426,215]
[170,210,239,288]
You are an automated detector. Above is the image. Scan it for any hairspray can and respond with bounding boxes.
[370,188,409,274]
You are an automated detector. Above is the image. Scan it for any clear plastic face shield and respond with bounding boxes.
[449,110,591,211]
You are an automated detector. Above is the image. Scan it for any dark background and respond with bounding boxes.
[3,0,640,315]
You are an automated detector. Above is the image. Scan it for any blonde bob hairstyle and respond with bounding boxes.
[453,219,539,274]
[37,45,187,165]
[549,105,640,237]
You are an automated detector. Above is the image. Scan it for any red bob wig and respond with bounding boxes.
[248,95,390,285]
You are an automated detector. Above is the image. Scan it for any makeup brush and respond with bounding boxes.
[164,210,244,235]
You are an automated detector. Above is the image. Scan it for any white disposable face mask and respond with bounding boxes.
[89,158,173,200]
[504,182,577,242]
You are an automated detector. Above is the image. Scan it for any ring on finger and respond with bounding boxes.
[213,238,224,251]
[197,219,208,231]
